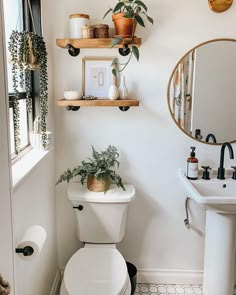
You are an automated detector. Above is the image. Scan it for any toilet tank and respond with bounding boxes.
[68,183,135,243]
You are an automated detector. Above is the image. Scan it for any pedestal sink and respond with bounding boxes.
[179,169,236,295]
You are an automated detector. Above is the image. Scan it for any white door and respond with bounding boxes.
[0,1,15,292]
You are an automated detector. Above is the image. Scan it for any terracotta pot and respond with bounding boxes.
[112,12,137,37]
[87,175,111,192]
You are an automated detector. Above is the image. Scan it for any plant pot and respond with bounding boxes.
[8,35,39,70]
[23,37,39,70]
[112,12,137,37]
[87,175,110,192]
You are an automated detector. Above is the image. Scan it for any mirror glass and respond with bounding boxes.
[168,39,236,145]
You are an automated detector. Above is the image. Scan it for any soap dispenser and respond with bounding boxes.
[187,147,198,180]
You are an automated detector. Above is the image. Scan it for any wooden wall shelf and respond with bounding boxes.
[57,99,139,112]
[56,38,142,49]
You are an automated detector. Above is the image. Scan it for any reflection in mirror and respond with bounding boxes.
[168,39,236,145]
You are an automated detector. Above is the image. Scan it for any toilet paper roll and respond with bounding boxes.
[17,225,47,259]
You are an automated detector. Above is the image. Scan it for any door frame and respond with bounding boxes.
[0,1,15,292]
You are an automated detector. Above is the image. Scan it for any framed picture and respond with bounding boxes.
[82,57,115,99]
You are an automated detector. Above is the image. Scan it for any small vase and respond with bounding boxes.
[119,75,128,99]
[108,84,119,100]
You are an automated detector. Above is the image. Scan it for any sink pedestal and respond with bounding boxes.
[203,210,236,295]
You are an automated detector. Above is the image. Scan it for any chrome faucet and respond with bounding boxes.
[217,142,234,180]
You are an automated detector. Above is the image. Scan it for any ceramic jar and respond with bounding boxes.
[69,14,90,38]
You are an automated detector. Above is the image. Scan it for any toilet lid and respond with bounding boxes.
[64,248,129,295]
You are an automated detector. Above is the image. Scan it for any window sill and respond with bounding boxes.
[12,147,53,191]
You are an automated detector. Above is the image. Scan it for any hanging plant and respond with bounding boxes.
[8,30,48,153]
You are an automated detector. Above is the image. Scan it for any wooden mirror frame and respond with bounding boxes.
[208,0,233,13]
[167,38,236,146]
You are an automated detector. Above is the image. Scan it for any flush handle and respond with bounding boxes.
[73,205,83,211]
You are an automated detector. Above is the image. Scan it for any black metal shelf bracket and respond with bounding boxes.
[119,44,130,56]
[66,44,80,57]
[65,106,131,112]
[66,106,80,111]
[119,106,130,112]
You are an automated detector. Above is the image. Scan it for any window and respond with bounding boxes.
[3,0,41,159]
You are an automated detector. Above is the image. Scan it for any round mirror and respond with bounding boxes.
[167,39,236,145]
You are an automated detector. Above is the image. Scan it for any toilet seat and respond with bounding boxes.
[64,247,129,295]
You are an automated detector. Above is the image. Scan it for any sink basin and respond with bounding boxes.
[179,168,236,295]
[179,169,236,213]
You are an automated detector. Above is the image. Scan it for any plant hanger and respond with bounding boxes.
[15,0,36,33]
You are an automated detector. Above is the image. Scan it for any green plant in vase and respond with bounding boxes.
[103,0,153,76]
[56,145,125,193]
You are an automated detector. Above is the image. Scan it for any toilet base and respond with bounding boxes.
[60,276,131,295]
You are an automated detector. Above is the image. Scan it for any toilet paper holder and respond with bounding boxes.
[15,246,34,256]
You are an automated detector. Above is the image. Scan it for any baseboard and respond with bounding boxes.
[50,269,62,295]
[137,269,203,285]
[57,266,203,286]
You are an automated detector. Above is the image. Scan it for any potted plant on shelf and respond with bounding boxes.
[103,0,153,76]
[8,30,48,153]
[56,145,125,193]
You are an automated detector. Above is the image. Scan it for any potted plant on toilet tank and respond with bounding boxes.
[56,145,125,193]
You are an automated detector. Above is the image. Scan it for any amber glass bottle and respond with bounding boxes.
[187,147,198,180]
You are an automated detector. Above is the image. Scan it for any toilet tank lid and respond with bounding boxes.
[68,183,135,203]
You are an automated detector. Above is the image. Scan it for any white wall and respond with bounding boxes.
[53,0,236,281]
[0,3,14,290]
[8,1,59,294]
[13,152,58,295]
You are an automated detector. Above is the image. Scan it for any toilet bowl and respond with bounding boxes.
[61,246,131,295]
[61,183,135,295]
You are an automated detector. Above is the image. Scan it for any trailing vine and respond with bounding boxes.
[103,0,153,77]
[9,31,21,152]
[8,30,48,153]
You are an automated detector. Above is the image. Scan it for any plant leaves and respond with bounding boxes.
[111,57,119,66]
[135,14,145,27]
[123,11,134,18]
[103,8,113,19]
[132,46,139,61]
[112,68,119,78]
[134,0,147,11]
[110,36,123,48]
[113,2,125,13]
[143,12,154,24]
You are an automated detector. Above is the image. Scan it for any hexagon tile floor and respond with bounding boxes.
[134,284,236,295]
[134,284,203,295]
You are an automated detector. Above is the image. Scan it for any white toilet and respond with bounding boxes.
[60,183,135,295]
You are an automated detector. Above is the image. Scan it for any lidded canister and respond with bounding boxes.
[69,14,90,38]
